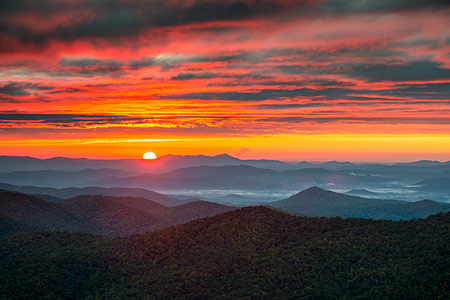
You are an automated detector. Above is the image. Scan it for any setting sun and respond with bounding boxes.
[143,151,157,160]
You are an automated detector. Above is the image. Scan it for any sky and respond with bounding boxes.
[0,0,449,161]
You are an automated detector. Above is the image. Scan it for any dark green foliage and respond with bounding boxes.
[1,207,449,299]
[0,214,36,238]
[0,190,90,233]
[0,232,122,300]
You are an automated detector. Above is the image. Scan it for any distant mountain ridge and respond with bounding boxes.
[0,154,298,173]
[94,165,376,190]
[415,177,450,192]
[2,155,449,173]
[270,186,450,220]
[0,169,134,188]
[394,160,449,167]
[0,190,235,237]
[2,184,449,238]
[4,161,447,193]
[0,156,139,172]
[345,189,382,197]
[2,155,450,202]
[0,183,186,206]
[273,186,404,207]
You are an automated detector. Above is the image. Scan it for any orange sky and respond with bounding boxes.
[1,1,449,161]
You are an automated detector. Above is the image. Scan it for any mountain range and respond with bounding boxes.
[0,183,186,206]
[93,165,399,192]
[1,206,449,299]
[2,185,450,240]
[3,154,449,173]
[0,169,133,188]
[2,155,450,202]
[270,187,450,220]
[0,190,235,237]
[0,154,297,173]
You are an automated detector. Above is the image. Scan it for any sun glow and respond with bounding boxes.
[143,151,157,160]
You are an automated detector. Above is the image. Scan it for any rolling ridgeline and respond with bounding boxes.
[0,190,235,237]
[1,155,450,203]
[1,185,450,238]
[269,187,450,220]
[1,207,449,299]
[1,154,450,299]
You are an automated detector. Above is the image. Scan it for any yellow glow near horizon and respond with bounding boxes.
[143,151,157,160]
[1,134,450,162]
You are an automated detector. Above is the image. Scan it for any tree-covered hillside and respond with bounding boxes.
[1,207,449,299]
[270,187,450,220]
[0,190,235,237]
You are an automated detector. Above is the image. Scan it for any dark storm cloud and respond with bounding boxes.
[161,88,342,101]
[171,72,217,80]
[256,103,327,109]
[171,71,269,81]
[0,2,142,47]
[162,81,450,102]
[165,88,401,102]
[57,57,125,76]
[278,60,450,82]
[45,88,86,94]
[2,0,447,50]
[318,0,449,14]
[128,57,156,69]
[56,54,235,76]
[0,113,235,127]
[60,58,119,67]
[307,49,408,61]
[152,53,246,70]
[391,38,443,48]
[259,116,450,125]
[0,0,306,49]
[0,96,21,103]
[0,113,123,122]
[56,53,245,77]
[0,82,54,96]
[348,61,450,82]
[209,79,355,87]
[188,25,244,34]
[0,113,155,127]
[385,82,450,99]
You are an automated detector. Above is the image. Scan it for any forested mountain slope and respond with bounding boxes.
[0,190,235,237]
[270,186,450,220]
[1,207,449,299]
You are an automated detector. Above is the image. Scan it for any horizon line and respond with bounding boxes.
[1,154,448,165]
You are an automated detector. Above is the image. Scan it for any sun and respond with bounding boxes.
[143,151,157,160]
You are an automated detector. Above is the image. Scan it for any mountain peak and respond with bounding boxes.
[324,161,352,165]
[410,199,439,205]
[270,186,369,208]
[295,186,330,196]
[214,153,235,158]
[303,186,327,192]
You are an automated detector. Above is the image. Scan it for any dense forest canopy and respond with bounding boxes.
[1,207,449,299]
